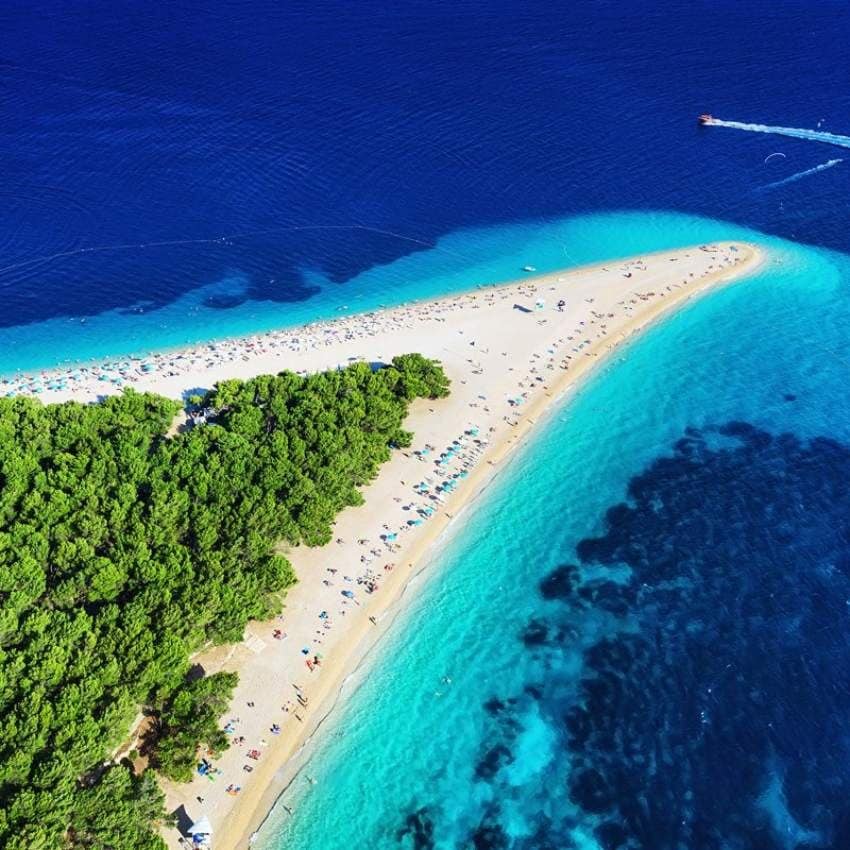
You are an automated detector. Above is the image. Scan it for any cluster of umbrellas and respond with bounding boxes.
[437,469,469,496]
[2,356,159,398]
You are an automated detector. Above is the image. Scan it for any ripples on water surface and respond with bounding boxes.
[5,2,850,849]
[261,235,850,850]
[2,1,850,368]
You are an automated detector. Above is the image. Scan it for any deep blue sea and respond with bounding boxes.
[3,0,850,372]
[6,2,850,848]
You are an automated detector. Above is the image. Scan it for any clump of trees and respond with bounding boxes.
[152,671,237,782]
[0,354,449,849]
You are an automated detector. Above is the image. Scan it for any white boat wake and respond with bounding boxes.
[760,158,843,191]
[707,118,850,151]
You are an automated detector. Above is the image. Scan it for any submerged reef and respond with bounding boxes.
[400,422,850,849]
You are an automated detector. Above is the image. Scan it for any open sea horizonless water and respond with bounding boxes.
[5,2,850,848]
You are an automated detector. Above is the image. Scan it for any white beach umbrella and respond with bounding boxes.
[189,815,213,835]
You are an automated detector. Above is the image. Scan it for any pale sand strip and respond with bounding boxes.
[116,242,763,850]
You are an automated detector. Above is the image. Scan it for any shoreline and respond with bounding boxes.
[240,404,521,846]
[0,242,739,386]
[139,241,765,850]
[227,243,767,850]
[6,243,760,406]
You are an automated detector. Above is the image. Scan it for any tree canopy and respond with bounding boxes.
[0,354,449,849]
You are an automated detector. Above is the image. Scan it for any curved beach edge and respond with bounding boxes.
[160,240,765,850]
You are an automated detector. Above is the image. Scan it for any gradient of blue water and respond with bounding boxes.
[6,2,850,847]
[256,226,850,849]
[3,1,850,372]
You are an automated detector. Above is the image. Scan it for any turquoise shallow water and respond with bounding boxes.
[0,210,759,375]
[252,213,850,849]
[9,4,850,846]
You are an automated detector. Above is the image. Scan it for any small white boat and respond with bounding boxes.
[522,265,536,272]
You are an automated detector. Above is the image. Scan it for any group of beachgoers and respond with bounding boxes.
[1,245,744,403]
[170,243,749,843]
[0,282,527,399]
[182,418,489,822]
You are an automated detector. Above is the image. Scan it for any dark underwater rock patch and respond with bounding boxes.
[523,684,543,701]
[521,618,551,646]
[539,564,580,600]
[397,806,435,850]
[483,697,508,716]
[475,744,514,781]
[403,424,850,848]
[595,820,629,850]
[569,767,616,814]
[576,580,635,616]
[470,821,509,850]
[556,423,850,848]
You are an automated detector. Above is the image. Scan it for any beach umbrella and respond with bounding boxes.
[189,816,213,835]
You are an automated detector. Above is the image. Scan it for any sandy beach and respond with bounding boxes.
[39,243,762,849]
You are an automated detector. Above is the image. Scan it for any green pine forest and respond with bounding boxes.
[0,354,450,850]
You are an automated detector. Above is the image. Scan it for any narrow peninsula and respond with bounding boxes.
[0,243,762,850]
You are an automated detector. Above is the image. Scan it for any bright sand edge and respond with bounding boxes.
[158,242,765,849]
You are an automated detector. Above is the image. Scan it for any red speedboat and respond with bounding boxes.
[697,113,713,125]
